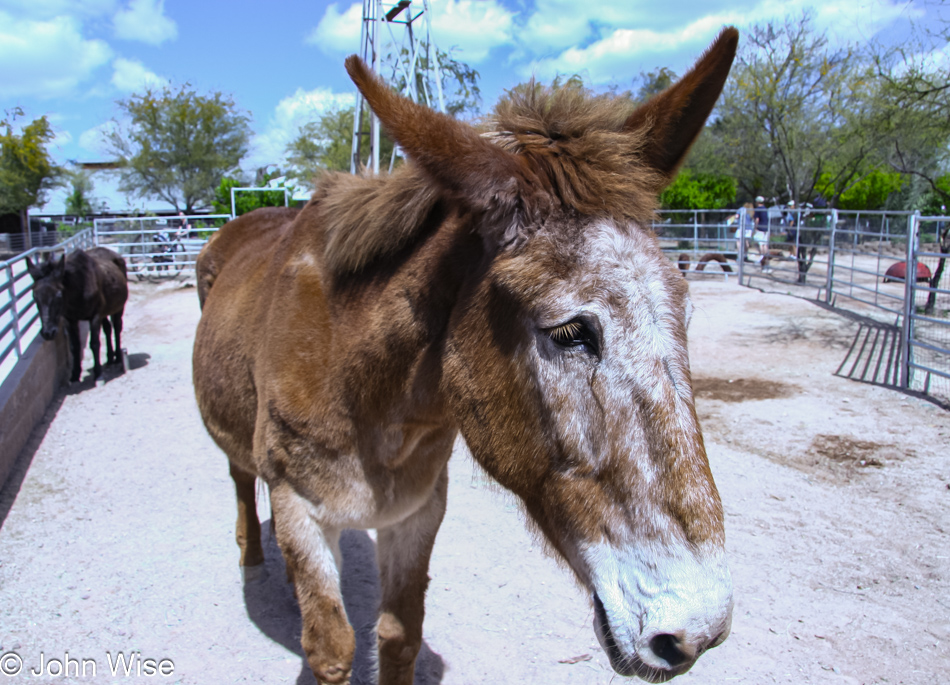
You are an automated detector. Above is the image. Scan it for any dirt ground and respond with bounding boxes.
[0,275,947,685]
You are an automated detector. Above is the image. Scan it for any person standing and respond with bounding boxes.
[735,202,755,260]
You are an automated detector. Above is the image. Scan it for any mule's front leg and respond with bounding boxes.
[88,315,104,379]
[67,319,82,382]
[376,466,448,685]
[102,317,116,364]
[270,482,355,685]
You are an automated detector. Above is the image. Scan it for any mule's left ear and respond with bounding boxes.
[51,253,66,279]
[345,55,543,246]
[624,27,738,182]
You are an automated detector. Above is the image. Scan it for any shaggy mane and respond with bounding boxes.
[316,165,441,275]
[321,83,664,276]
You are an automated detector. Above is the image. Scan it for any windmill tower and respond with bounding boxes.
[350,0,446,174]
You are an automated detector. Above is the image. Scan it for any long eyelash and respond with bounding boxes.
[548,321,583,342]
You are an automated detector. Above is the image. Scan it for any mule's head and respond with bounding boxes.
[26,254,67,340]
[347,27,738,681]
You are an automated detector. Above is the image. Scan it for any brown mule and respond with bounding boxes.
[193,28,739,685]
[27,247,128,383]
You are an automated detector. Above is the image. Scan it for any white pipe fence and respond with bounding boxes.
[0,229,96,384]
[3,207,947,405]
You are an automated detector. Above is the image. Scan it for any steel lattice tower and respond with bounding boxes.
[350,0,446,174]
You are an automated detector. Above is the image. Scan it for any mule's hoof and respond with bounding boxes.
[241,563,267,583]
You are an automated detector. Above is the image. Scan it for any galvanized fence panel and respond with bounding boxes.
[653,209,743,279]
[0,229,95,386]
[905,215,950,401]
[93,214,230,281]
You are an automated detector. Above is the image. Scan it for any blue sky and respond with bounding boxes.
[0,0,943,213]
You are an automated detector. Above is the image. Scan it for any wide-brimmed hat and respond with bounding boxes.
[755,195,765,203]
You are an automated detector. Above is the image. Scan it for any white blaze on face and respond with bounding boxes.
[530,220,733,676]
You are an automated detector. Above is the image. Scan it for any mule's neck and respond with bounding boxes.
[316,199,488,425]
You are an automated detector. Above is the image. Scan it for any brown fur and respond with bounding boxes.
[27,247,128,382]
[696,252,734,272]
[194,28,739,685]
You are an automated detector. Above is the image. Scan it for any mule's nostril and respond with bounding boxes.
[649,633,690,668]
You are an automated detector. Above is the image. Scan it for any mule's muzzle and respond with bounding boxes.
[40,327,57,341]
[593,592,729,682]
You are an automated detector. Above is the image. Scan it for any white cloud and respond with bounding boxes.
[430,0,515,63]
[78,121,119,156]
[306,2,362,53]
[246,87,356,171]
[113,0,177,45]
[306,0,514,63]
[520,0,920,84]
[524,12,742,83]
[0,0,118,20]
[111,57,166,92]
[0,11,113,98]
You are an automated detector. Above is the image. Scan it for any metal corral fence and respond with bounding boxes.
[654,209,740,279]
[0,229,96,384]
[92,214,231,282]
[666,207,949,405]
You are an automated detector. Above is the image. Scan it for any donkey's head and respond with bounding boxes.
[26,254,67,341]
[347,27,738,681]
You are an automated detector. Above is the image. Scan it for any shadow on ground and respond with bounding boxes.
[243,523,445,685]
[0,390,66,531]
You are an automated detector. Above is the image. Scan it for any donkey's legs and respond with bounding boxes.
[111,312,123,363]
[88,315,104,379]
[229,461,264,570]
[376,464,448,685]
[102,318,115,364]
[270,481,354,685]
[67,319,82,382]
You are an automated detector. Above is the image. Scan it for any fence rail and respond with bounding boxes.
[3,208,947,405]
[0,229,96,384]
[669,208,949,405]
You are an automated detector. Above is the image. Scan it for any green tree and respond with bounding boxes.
[388,46,482,119]
[660,170,736,210]
[634,67,677,104]
[708,13,875,204]
[64,170,104,218]
[814,168,905,210]
[285,106,396,184]
[0,109,64,230]
[869,29,950,208]
[212,169,291,217]
[105,84,251,212]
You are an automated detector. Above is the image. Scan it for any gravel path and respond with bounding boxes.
[0,277,946,684]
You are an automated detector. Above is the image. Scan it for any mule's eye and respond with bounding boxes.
[545,319,600,357]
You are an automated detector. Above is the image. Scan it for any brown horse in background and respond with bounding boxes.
[193,28,739,685]
[27,247,128,382]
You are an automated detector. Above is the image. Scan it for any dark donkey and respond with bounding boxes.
[194,28,739,685]
[26,247,128,382]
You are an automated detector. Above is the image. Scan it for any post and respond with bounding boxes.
[230,187,237,219]
[693,210,699,255]
[7,263,22,360]
[736,218,745,283]
[825,208,837,304]
[899,212,918,389]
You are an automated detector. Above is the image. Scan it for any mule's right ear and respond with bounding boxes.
[25,256,43,281]
[345,56,545,247]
